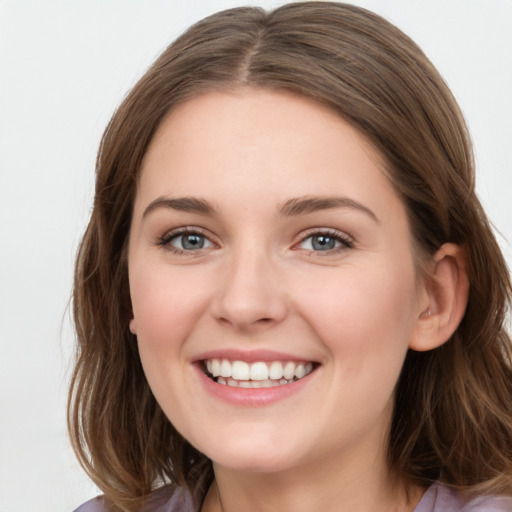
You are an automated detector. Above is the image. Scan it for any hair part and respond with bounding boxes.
[69,3,512,510]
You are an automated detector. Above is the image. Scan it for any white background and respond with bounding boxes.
[1,1,511,510]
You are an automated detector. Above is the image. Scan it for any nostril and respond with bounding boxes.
[216,315,277,334]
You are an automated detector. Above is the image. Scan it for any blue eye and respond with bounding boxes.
[310,234,337,251]
[299,231,352,252]
[160,229,214,252]
[173,233,207,250]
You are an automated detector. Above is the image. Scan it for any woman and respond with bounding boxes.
[69,2,512,511]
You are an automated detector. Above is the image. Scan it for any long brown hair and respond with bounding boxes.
[68,3,512,510]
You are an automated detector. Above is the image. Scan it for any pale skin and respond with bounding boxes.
[128,89,469,512]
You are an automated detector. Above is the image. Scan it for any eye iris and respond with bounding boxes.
[181,233,204,250]
[312,235,335,250]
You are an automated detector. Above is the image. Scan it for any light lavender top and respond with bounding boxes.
[414,482,512,511]
[74,482,512,512]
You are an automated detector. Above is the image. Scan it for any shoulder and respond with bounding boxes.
[73,486,196,512]
[461,493,512,512]
[414,482,512,512]
[73,497,104,512]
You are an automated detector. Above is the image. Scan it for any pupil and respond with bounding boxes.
[312,235,335,251]
[182,234,204,250]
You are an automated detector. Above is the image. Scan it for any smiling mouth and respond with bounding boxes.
[203,359,316,388]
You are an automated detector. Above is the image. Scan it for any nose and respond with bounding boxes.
[212,246,288,333]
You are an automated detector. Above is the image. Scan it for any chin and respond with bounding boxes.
[210,450,299,474]
[193,429,307,474]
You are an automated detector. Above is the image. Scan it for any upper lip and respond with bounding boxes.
[193,349,319,364]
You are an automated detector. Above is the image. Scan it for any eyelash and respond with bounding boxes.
[157,227,214,255]
[157,227,354,255]
[296,228,354,254]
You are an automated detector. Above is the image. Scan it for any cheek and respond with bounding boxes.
[295,259,418,371]
[129,262,209,347]
[128,264,208,415]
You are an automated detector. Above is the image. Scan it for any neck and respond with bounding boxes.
[201,447,424,512]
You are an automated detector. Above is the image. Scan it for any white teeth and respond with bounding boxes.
[269,361,283,380]
[211,359,221,377]
[220,359,232,378]
[283,361,296,380]
[205,358,315,387]
[232,361,250,380]
[294,363,305,379]
[225,378,293,388]
[250,362,269,381]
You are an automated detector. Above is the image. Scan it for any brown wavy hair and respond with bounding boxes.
[68,2,512,511]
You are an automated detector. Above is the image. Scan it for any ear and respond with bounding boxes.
[129,318,137,335]
[409,243,469,352]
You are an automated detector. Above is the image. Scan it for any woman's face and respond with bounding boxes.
[128,89,426,474]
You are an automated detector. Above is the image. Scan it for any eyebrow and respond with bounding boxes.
[142,194,378,223]
[142,196,217,218]
[278,196,379,222]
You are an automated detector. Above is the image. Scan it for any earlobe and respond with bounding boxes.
[129,318,137,335]
[409,243,469,352]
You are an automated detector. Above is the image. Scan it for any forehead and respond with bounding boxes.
[136,88,403,224]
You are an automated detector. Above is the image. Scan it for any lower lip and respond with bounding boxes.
[194,365,316,407]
